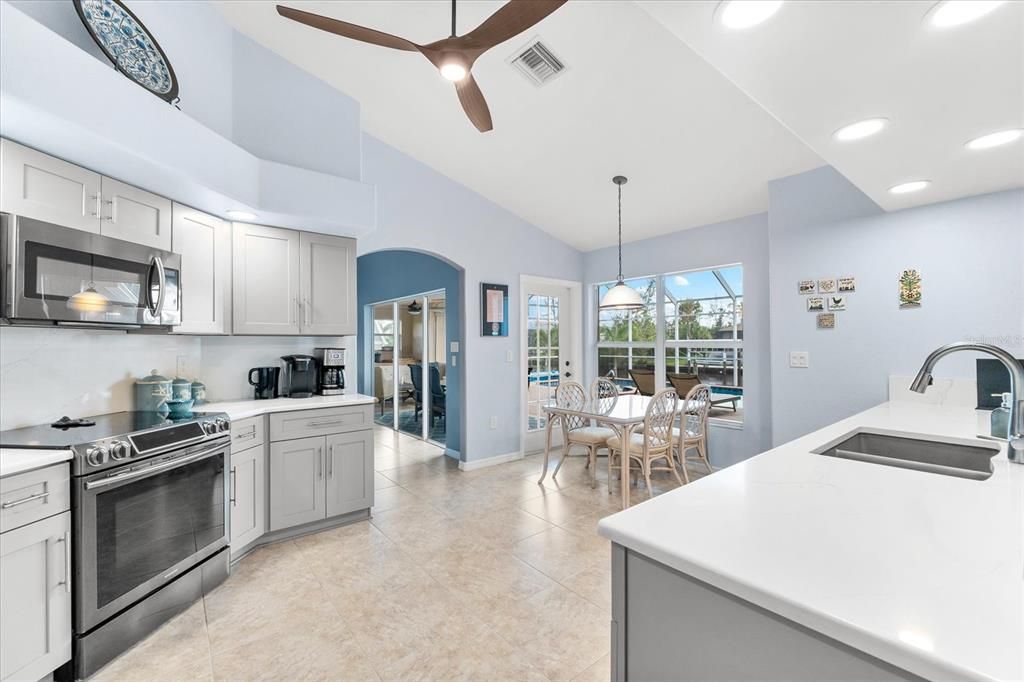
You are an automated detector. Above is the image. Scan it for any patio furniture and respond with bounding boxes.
[607,389,683,497]
[673,384,713,480]
[541,393,685,508]
[709,390,741,412]
[552,381,615,487]
[627,367,657,396]
[667,372,700,399]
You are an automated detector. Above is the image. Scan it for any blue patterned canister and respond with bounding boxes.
[135,370,172,412]
[171,377,193,401]
[191,380,207,405]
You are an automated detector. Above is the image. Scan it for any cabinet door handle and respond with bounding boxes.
[230,466,237,506]
[308,419,345,428]
[89,193,101,218]
[328,444,334,478]
[304,298,311,327]
[235,428,257,441]
[317,447,323,479]
[57,532,71,593]
[1,490,50,508]
[102,198,115,222]
[294,297,302,327]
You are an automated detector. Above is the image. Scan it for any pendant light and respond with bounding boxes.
[68,255,109,313]
[599,175,644,311]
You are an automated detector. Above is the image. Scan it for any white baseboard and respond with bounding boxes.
[458,449,523,471]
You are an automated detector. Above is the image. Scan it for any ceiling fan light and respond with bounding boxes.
[440,62,467,81]
[600,282,645,311]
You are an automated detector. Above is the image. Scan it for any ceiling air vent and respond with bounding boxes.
[508,39,566,86]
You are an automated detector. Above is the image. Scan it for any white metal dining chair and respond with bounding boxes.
[607,389,683,497]
[673,384,713,483]
[553,381,615,487]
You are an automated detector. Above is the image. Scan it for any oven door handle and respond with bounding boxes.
[85,445,223,490]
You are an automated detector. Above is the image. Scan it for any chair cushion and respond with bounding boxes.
[607,432,660,452]
[568,426,615,444]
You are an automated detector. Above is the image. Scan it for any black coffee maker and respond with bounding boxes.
[280,355,317,398]
[248,367,280,400]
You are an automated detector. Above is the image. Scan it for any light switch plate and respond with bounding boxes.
[789,351,810,369]
[450,341,459,353]
[506,350,513,363]
[489,416,498,429]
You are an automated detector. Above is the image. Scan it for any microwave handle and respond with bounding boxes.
[148,255,166,316]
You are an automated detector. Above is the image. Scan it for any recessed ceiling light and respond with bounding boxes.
[925,1,1006,28]
[226,210,257,221]
[889,180,931,195]
[833,118,889,142]
[965,128,1023,150]
[716,1,784,29]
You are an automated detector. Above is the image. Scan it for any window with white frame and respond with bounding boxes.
[596,265,744,423]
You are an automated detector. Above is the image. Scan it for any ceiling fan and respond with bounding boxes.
[275,0,567,132]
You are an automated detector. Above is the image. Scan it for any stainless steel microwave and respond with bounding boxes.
[1,214,181,328]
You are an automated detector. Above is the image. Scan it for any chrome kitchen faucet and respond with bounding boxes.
[910,342,1023,464]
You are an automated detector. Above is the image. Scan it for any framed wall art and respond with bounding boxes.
[817,278,837,294]
[481,283,509,336]
[827,296,846,311]
[817,313,836,329]
[899,269,922,308]
[837,276,856,293]
[807,297,825,312]
[798,280,816,295]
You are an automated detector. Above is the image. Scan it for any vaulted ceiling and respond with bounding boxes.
[216,1,1022,251]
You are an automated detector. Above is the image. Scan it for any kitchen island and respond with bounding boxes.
[598,401,1023,682]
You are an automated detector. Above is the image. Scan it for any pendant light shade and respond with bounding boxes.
[68,283,109,313]
[600,175,644,311]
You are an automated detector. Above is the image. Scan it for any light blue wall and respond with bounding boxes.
[357,250,464,456]
[232,33,361,181]
[581,213,773,467]
[768,167,1024,444]
[359,134,585,461]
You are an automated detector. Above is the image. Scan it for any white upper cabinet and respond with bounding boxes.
[0,138,102,233]
[299,232,357,336]
[99,177,172,250]
[172,204,231,335]
[232,222,301,335]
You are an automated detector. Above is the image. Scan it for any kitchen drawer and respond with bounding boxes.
[269,405,374,442]
[231,415,265,452]
[1,464,70,534]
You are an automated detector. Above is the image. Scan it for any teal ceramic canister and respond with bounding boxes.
[135,370,172,413]
[191,380,207,405]
[171,377,193,401]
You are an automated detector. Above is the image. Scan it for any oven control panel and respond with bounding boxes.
[72,414,230,475]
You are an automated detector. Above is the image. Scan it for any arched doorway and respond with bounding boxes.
[356,249,464,458]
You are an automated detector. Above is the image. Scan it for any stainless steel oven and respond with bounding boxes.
[74,437,228,633]
[1,213,181,328]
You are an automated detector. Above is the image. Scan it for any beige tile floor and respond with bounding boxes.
[92,427,708,682]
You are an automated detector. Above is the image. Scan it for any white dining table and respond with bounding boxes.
[540,394,680,508]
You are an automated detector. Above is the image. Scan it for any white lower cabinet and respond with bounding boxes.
[269,435,327,531]
[326,431,374,517]
[0,511,72,682]
[230,443,266,556]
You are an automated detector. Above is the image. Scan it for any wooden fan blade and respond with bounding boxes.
[455,75,493,133]
[462,0,567,51]
[276,5,420,52]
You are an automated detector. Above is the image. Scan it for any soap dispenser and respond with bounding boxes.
[991,392,1012,439]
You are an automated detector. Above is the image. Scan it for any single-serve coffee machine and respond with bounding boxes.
[280,355,318,398]
[314,347,346,396]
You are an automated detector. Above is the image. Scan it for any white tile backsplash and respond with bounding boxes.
[888,375,978,408]
[0,327,357,430]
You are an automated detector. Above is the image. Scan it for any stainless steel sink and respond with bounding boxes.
[812,430,999,480]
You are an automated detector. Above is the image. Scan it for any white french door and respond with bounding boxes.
[522,277,581,454]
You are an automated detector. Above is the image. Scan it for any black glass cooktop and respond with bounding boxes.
[0,411,202,449]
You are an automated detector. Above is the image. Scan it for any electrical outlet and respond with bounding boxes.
[506,350,513,363]
[450,341,459,353]
[451,355,457,367]
[789,351,810,369]
[489,416,498,429]
[176,355,189,378]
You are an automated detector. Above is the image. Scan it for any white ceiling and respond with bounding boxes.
[639,0,1024,212]
[214,0,822,251]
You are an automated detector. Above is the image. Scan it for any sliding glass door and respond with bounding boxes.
[370,290,447,446]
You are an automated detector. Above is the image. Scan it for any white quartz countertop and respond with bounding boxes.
[598,401,1023,682]
[1,447,73,478]
[199,393,376,420]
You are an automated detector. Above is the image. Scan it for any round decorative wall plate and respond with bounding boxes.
[74,0,179,103]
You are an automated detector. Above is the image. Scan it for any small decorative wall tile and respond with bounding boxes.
[807,297,825,312]
[837,276,856,293]
[827,295,846,311]
[817,279,837,294]
[817,313,836,329]
[899,269,922,308]
[798,280,816,295]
